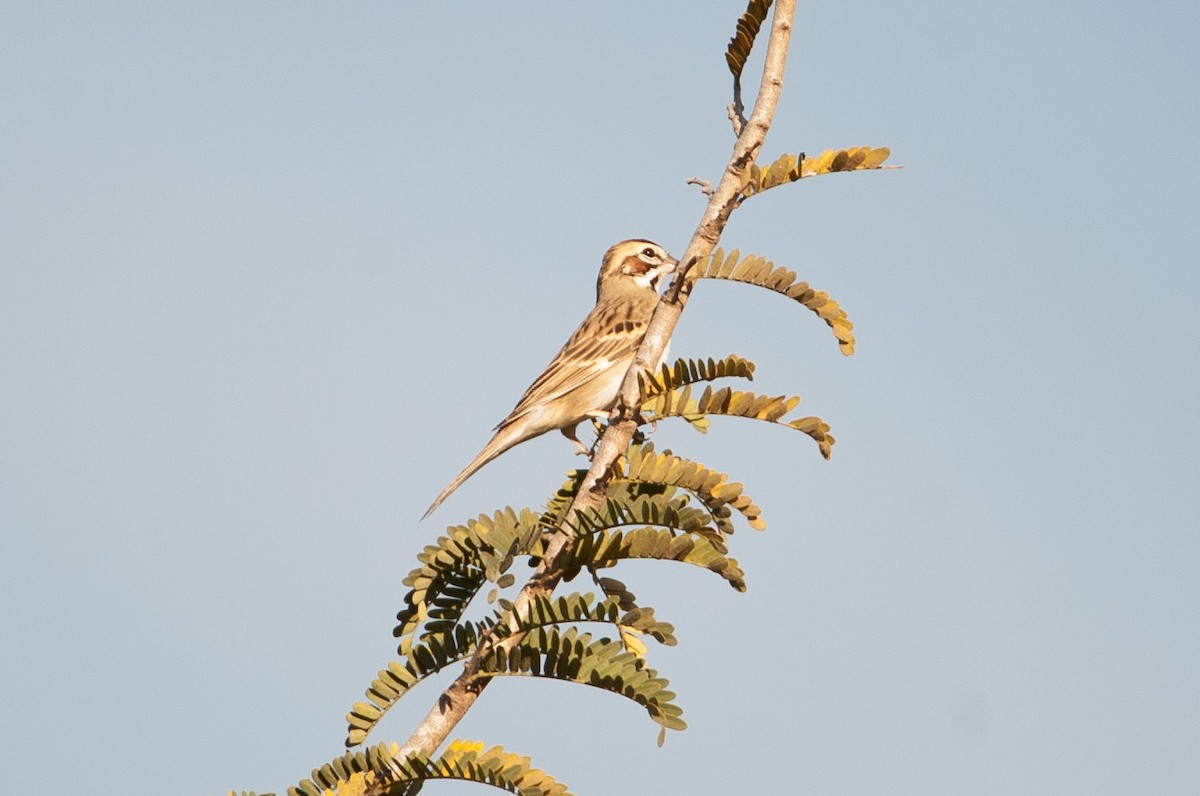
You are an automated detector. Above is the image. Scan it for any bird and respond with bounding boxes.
[423,239,678,519]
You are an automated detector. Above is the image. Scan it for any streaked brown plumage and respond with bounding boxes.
[423,239,677,519]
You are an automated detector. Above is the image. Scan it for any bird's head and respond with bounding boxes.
[596,239,678,299]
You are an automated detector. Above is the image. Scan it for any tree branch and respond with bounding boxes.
[686,177,715,196]
[386,0,796,771]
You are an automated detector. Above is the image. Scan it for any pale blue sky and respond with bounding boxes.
[2,2,1197,794]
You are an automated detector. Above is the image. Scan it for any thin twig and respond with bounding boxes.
[728,100,746,136]
[686,177,714,196]
[385,0,796,774]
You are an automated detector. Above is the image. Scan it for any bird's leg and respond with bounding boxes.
[560,423,592,457]
[627,404,658,436]
[586,410,618,456]
[562,410,614,459]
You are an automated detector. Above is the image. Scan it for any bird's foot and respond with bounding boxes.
[561,424,593,457]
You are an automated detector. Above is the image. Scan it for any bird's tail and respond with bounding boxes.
[421,421,532,520]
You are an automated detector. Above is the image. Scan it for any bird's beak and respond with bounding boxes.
[663,255,679,273]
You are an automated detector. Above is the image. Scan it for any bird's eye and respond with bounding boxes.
[642,247,656,259]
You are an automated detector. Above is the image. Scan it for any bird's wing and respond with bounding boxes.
[501,304,647,427]
[422,305,645,520]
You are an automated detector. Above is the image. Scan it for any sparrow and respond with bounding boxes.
[423,239,678,518]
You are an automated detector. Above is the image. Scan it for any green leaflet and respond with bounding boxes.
[289,742,395,796]
[539,464,624,533]
[351,509,542,749]
[691,248,857,356]
[351,586,682,747]
[643,383,835,460]
[479,627,686,736]
[290,740,572,796]
[638,354,756,398]
[567,487,719,541]
[725,0,773,82]
[636,355,758,435]
[498,592,676,647]
[346,622,487,747]
[739,147,892,204]
[394,508,541,645]
[566,525,747,592]
[621,442,765,533]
